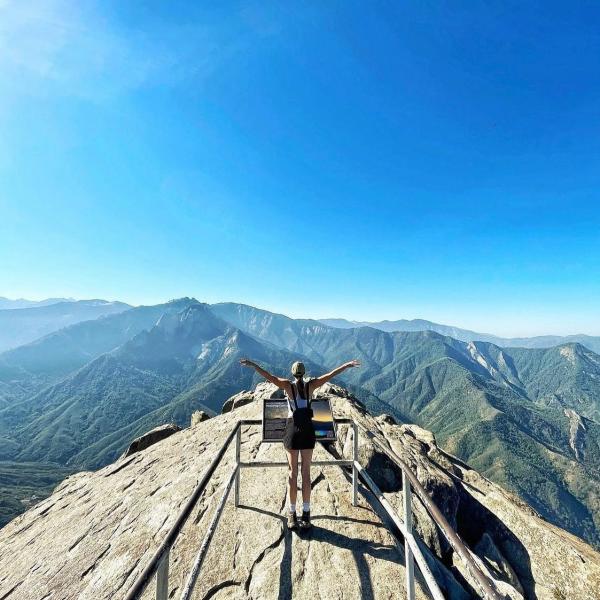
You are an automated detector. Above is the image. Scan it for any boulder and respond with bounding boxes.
[253,381,285,400]
[222,392,254,413]
[400,423,436,447]
[377,413,397,425]
[314,382,347,397]
[190,410,210,426]
[222,382,284,413]
[122,423,181,457]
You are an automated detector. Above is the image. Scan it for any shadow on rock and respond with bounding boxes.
[239,503,402,600]
[455,487,533,599]
[238,503,292,600]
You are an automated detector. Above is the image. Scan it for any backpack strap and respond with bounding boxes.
[289,381,299,411]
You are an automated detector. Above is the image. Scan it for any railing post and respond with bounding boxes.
[124,423,241,600]
[352,421,358,506]
[181,467,237,600]
[234,424,241,508]
[402,471,415,600]
[155,549,169,600]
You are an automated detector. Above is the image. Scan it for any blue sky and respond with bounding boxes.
[1,1,599,336]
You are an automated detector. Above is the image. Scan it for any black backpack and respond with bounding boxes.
[289,379,314,428]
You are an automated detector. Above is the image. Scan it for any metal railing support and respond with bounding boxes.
[180,467,237,600]
[234,425,241,508]
[352,421,359,506]
[238,459,353,468]
[123,423,239,600]
[124,415,504,600]
[402,471,415,600]
[355,461,445,600]
[155,549,169,600]
[357,423,505,600]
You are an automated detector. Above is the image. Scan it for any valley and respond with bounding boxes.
[1,299,599,550]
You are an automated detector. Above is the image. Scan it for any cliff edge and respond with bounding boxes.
[0,384,598,599]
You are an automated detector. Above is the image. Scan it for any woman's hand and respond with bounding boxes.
[239,359,287,389]
[311,358,361,388]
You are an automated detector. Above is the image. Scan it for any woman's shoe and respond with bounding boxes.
[287,511,299,530]
[299,510,311,530]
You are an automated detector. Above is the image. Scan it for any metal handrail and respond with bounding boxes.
[123,415,505,600]
[180,466,238,600]
[355,422,506,600]
[355,461,444,600]
[123,423,239,600]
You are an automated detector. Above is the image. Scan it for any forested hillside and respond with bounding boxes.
[1,299,599,549]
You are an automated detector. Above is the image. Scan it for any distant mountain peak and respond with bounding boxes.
[166,296,200,305]
[0,297,75,310]
[168,302,224,330]
[320,316,600,355]
[0,299,132,353]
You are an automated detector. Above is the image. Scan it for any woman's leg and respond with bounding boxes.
[300,448,314,505]
[285,449,299,509]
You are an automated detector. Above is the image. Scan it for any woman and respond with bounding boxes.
[239,357,361,531]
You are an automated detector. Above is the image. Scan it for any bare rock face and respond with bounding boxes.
[475,533,525,596]
[221,391,254,413]
[0,384,599,600]
[377,413,398,425]
[357,443,403,492]
[190,410,210,426]
[564,408,587,460]
[122,423,181,457]
[222,381,285,413]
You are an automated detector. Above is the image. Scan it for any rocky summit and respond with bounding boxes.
[0,384,599,600]
[2,300,600,548]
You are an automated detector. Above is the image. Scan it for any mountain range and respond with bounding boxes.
[320,317,600,354]
[214,303,600,547]
[4,296,599,353]
[0,297,74,310]
[0,299,131,353]
[0,298,599,552]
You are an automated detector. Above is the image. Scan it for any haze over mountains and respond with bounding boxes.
[320,317,600,354]
[0,299,131,353]
[0,297,74,310]
[0,297,599,553]
[3,296,599,354]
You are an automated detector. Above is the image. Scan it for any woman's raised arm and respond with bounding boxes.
[239,358,290,390]
[309,359,361,391]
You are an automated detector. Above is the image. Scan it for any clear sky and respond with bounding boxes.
[1,1,599,337]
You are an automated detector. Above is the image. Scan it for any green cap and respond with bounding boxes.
[291,361,305,377]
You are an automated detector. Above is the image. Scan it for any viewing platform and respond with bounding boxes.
[1,385,598,600]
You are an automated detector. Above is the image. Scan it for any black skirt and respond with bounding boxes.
[283,408,316,450]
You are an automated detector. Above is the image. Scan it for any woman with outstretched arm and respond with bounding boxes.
[239,358,361,531]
